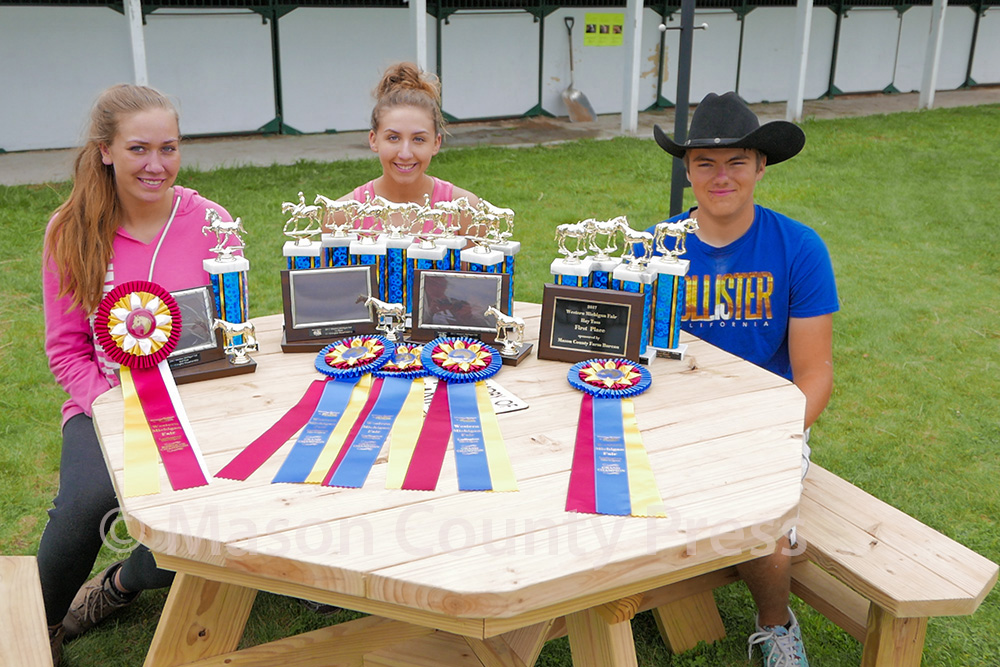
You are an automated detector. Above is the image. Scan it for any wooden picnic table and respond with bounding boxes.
[91,302,806,667]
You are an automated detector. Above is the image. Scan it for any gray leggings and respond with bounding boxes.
[37,413,174,625]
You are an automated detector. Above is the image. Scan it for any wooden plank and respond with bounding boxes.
[464,636,529,667]
[790,559,869,642]
[651,591,726,654]
[365,632,486,667]
[800,465,998,617]
[861,605,927,667]
[0,556,52,667]
[178,616,431,667]
[144,572,257,667]
[498,621,554,666]
[565,607,638,667]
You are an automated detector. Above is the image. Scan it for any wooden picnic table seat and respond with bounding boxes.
[645,463,998,666]
[0,556,53,667]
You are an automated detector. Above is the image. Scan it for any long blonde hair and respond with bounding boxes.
[45,84,179,313]
[370,62,445,137]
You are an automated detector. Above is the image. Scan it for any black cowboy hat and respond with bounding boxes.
[653,92,805,165]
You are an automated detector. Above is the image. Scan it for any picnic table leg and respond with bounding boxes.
[143,572,257,667]
[652,590,727,653]
[565,595,642,667]
[860,605,928,667]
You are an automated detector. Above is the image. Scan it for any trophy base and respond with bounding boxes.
[651,343,688,361]
[281,329,339,353]
[171,357,257,385]
[499,342,533,366]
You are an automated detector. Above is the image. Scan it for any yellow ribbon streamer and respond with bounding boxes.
[384,377,426,489]
[120,367,161,497]
[622,398,666,517]
[305,374,373,484]
[476,381,518,492]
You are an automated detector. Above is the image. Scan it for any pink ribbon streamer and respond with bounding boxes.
[565,393,597,513]
[401,380,452,491]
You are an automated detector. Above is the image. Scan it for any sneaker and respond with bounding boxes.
[49,624,64,667]
[296,597,341,617]
[747,607,810,667]
[62,562,139,639]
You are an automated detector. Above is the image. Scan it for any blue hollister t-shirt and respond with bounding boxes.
[646,205,838,381]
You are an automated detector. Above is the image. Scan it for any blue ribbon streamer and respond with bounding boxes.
[272,377,359,483]
[591,397,632,515]
[327,376,412,488]
[447,382,492,491]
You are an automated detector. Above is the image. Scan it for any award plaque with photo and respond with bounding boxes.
[167,285,256,384]
[409,269,511,343]
[280,265,377,352]
[537,284,645,363]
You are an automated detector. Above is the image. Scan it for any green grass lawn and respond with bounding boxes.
[2,103,999,666]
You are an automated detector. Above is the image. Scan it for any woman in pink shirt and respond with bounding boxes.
[332,62,480,232]
[39,84,233,665]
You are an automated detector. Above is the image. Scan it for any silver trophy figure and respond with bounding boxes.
[212,319,259,365]
[365,296,406,342]
[202,208,248,262]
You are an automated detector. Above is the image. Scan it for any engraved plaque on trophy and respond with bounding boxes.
[537,284,645,363]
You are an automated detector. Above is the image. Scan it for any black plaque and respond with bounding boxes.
[281,266,377,352]
[409,269,511,343]
[537,284,645,363]
[167,285,256,384]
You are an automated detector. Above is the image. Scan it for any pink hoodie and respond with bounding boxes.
[43,186,232,424]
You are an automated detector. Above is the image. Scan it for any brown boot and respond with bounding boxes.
[62,562,139,639]
[49,623,64,667]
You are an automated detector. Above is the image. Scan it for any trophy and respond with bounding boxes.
[611,217,655,360]
[585,217,624,289]
[435,197,471,270]
[550,220,594,288]
[460,201,504,274]
[406,201,451,314]
[202,208,250,339]
[212,318,259,365]
[382,200,419,309]
[315,194,360,267]
[364,296,406,342]
[484,306,532,366]
[349,193,389,298]
[282,192,324,270]
[479,199,520,313]
[648,217,699,360]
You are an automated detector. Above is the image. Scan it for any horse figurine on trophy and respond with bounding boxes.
[617,219,654,271]
[202,208,247,262]
[364,296,406,341]
[554,222,590,264]
[653,217,699,262]
[281,192,323,246]
[484,305,525,358]
[212,319,258,365]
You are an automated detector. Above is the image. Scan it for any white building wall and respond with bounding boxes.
[2,3,998,152]
[834,9,900,93]
[0,7,133,152]
[439,11,539,119]
[280,8,421,134]
[971,8,1000,85]
[143,9,275,136]
[895,5,975,93]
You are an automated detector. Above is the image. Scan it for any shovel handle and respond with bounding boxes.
[565,16,574,33]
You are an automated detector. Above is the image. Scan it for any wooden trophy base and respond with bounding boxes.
[171,357,257,385]
[498,342,533,366]
[281,328,338,353]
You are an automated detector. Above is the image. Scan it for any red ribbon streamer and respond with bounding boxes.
[401,380,452,491]
[131,367,208,490]
[215,379,327,481]
[565,393,597,513]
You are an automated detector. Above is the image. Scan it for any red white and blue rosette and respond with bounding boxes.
[315,334,394,379]
[565,358,664,518]
[567,359,652,399]
[420,337,502,384]
[407,337,516,492]
[93,280,208,496]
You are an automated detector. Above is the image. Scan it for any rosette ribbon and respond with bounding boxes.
[565,359,665,517]
[399,338,517,492]
[215,335,391,482]
[94,281,209,496]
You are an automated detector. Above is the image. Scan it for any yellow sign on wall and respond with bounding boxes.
[583,13,624,47]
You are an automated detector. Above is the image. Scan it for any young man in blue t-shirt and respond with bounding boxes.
[649,92,839,667]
